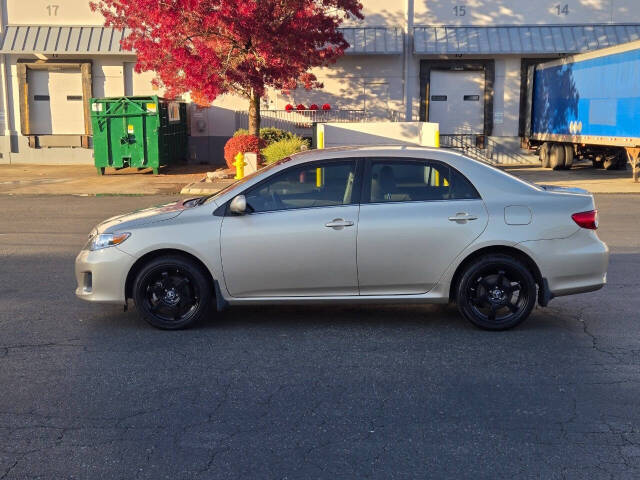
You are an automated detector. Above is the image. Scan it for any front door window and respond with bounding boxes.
[245,161,358,213]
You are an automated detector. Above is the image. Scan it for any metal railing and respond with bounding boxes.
[441,134,539,165]
[235,109,368,136]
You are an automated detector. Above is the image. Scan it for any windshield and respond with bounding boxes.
[202,157,292,204]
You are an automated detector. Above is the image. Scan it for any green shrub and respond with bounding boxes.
[232,128,249,137]
[233,127,295,145]
[259,127,295,145]
[262,137,310,164]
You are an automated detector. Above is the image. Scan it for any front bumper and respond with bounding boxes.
[75,246,134,304]
[518,229,609,298]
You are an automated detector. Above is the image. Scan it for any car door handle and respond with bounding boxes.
[325,218,354,229]
[448,213,478,223]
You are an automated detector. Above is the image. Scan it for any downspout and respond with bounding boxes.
[403,0,414,121]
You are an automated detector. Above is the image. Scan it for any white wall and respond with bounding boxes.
[92,59,124,98]
[16,0,636,28]
[414,0,640,25]
[493,57,521,137]
[613,0,640,22]
[198,55,406,138]
[343,0,404,26]
[7,0,103,25]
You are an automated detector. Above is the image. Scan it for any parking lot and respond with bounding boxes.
[1,193,639,479]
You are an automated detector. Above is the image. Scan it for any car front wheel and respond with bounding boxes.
[133,255,212,329]
[456,254,537,330]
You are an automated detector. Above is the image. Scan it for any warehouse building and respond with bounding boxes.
[0,0,639,165]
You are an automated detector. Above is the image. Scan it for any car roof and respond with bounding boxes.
[290,145,445,160]
[286,145,481,168]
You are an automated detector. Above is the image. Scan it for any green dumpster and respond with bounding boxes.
[90,96,188,175]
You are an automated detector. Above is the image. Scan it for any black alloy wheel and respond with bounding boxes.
[133,255,212,329]
[456,254,537,330]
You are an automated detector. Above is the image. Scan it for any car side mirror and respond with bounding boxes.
[229,195,247,215]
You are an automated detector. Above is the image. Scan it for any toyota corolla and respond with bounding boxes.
[76,146,609,330]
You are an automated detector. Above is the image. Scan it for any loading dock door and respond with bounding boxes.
[28,69,84,135]
[429,70,485,135]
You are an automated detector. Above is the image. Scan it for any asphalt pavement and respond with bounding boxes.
[0,194,639,479]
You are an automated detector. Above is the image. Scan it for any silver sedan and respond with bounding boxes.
[75,146,609,330]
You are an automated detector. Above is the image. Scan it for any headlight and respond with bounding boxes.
[85,232,130,251]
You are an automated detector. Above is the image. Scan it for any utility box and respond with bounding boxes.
[90,96,187,175]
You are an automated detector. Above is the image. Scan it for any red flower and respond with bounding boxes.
[322,103,331,111]
[296,104,306,111]
[309,104,319,110]
[285,104,294,112]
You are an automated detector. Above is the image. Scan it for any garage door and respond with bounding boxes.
[28,69,85,135]
[428,70,485,135]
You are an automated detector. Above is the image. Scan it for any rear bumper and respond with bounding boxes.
[75,247,134,304]
[518,229,609,298]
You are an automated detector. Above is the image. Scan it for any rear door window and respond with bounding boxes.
[365,159,480,203]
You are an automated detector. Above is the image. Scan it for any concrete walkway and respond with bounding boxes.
[0,164,231,195]
[503,163,640,194]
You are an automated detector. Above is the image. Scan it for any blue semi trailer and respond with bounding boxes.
[525,40,640,182]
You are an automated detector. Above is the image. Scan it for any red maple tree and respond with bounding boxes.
[91,0,363,136]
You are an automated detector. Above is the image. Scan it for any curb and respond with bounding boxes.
[180,181,233,195]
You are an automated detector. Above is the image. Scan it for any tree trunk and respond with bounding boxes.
[248,90,260,138]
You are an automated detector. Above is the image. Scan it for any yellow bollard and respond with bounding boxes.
[233,152,246,179]
[318,131,324,149]
[434,130,440,148]
[316,167,324,187]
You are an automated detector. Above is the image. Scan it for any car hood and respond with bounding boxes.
[96,200,192,233]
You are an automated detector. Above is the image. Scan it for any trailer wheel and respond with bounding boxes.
[539,143,551,168]
[549,144,565,170]
[563,144,574,169]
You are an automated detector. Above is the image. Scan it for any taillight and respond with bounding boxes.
[572,210,598,230]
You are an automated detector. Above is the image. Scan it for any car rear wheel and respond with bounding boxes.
[133,255,212,329]
[456,254,537,331]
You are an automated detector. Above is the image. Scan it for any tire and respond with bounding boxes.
[549,144,565,170]
[456,254,537,331]
[539,143,551,168]
[133,255,213,329]
[563,144,574,169]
